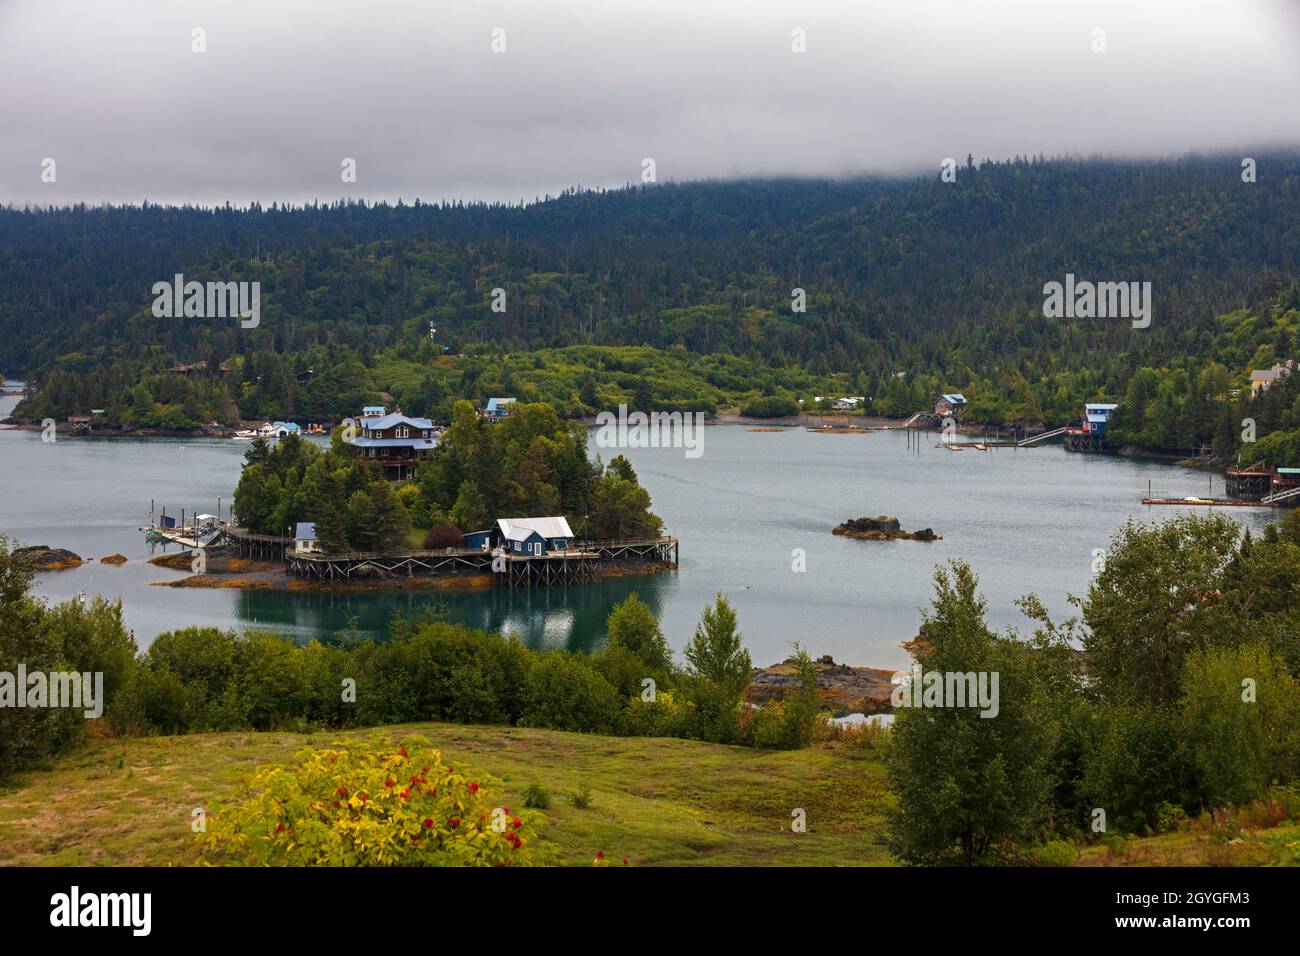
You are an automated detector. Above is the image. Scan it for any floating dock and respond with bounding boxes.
[1141,497,1270,508]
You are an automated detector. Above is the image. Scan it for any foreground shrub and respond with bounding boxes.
[519,652,619,733]
[523,781,550,809]
[738,645,822,749]
[1,537,133,775]
[616,689,693,738]
[199,735,555,866]
[361,620,532,727]
[1180,644,1300,809]
[1082,703,1192,834]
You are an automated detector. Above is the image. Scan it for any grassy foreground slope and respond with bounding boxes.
[0,722,891,867]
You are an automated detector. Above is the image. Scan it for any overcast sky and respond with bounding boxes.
[2,0,1298,207]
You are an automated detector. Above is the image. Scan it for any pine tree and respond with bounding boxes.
[682,594,751,743]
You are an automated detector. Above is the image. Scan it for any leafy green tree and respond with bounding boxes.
[886,562,1057,864]
[589,465,662,539]
[1081,515,1240,706]
[605,594,671,672]
[449,480,489,532]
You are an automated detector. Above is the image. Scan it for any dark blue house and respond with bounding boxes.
[462,517,576,556]
[1082,403,1118,435]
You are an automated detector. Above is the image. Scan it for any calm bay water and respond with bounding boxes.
[0,384,1276,669]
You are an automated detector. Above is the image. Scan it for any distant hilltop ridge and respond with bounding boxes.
[5,154,1300,380]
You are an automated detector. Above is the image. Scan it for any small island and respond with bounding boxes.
[147,400,678,591]
[832,516,941,541]
[12,545,83,570]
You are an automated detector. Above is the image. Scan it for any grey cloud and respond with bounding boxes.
[2,0,1298,206]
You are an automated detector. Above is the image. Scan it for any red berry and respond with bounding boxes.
[275,823,285,833]
[422,818,434,829]
[469,782,479,794]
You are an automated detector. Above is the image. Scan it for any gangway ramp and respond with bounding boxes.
[1017,426,1068,447]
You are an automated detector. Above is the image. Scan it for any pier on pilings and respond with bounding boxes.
[276,536,678,587]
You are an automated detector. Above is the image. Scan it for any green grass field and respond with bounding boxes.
[3,722,1296,867]
[0,722,893,866]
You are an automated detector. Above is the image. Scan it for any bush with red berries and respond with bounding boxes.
[198,735,556,866]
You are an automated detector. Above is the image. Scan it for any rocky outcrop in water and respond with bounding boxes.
[13,546,83,570]
[833,516,940,541]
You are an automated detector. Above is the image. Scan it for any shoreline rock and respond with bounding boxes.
[746,654,898,715]
[832,515,941,541]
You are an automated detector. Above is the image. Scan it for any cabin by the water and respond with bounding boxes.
[294,521,321,554]
[934,393,968,417]
[1065,402,1118,451]
[462,517,577,556]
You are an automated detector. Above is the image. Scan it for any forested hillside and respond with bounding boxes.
[6,153,1300,457]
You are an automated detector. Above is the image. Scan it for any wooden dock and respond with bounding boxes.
[220,527,289,560]
[227,528,677,588]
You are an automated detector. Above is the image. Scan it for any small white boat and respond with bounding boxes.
[232,422,280,441]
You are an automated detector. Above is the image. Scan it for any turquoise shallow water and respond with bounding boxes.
[0,386,1273,670]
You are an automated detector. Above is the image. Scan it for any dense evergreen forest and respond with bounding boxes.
[7,153,1300,461]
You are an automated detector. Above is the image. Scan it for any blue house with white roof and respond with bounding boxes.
[463,517,576,556]
[1082,403,1119,435]
[293,521,320,554]
[482,397,516,422]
